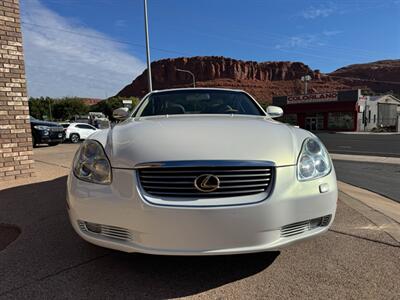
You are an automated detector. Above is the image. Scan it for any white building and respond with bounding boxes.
[359,94,400,132]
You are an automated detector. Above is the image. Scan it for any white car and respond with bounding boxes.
[65,123,99,143]
[67,88,337,255]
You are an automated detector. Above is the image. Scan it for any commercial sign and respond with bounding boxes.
[287,92,338,104]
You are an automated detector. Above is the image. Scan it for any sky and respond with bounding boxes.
[21,0,400,98]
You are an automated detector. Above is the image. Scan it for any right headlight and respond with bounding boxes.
[73,140,112,184]
[297,138,332,181]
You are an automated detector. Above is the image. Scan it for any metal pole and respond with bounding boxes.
[304,80,308,95]
[48,99,52,121]
[144,0,152,92]
[176,68,196,87]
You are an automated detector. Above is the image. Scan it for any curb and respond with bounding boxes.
[338,181,400,243]
[336,132,400,135]
[331,153,400,165]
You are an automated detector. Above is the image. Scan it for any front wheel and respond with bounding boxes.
[70,133,80,144]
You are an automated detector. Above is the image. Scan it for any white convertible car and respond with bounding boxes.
[67,88,337,255]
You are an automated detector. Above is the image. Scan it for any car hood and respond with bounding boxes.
[92,115,312,168]
[31,119,62,127]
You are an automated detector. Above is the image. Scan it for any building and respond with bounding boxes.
[0,0,35,181]
[361,94,400,132]
[272,90,400,132]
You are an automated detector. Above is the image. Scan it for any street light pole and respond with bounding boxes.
[144,0,152,92]
[176,68,196,87]
[301,75,311,95]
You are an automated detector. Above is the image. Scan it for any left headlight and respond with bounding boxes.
[297,138,332,181]
[73,140,112,184]
[34,125,49,130]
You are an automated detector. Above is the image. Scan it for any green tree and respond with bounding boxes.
[29,97,89,121]
[29,97,54,120]
[91,96,139,120]
[52,97,89,121]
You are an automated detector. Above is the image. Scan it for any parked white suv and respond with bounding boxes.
[65,123,99,143]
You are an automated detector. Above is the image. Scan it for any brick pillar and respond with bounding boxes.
[0,0,34,180]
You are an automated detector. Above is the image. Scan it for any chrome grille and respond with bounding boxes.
[137,161,274,198]
[50,127,64,132]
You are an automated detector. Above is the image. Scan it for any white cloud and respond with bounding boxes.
[322,30,342,36]
[301,5,335,19]
[21,0,145,98]
[275,35,323,49]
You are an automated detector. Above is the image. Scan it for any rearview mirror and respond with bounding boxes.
[113,107,130,120]
[266,106,283,118]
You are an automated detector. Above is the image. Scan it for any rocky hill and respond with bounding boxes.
[117,56,399,103]
[329,59,400,94]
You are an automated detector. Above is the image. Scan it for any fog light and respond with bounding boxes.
[319,183,329,193]
[85,222,101,233]
[309,218,322,229]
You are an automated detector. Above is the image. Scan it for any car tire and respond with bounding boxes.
[70,133,80,143]
[48,142,59,146]
[32,136,37,148]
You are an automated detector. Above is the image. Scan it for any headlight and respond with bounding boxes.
[34,125,49,130]
[297,138,331,181]
[73,140,112,184]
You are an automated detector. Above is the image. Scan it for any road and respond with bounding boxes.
[333,160,400,203]
[317,133,400,157]
[0,144,399,299]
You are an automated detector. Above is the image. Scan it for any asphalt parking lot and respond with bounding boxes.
[0,144,399,299]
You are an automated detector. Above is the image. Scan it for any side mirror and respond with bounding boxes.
[266,106,283,118]
[113,107,130,120]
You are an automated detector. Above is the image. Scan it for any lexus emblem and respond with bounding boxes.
[194,174,220,192]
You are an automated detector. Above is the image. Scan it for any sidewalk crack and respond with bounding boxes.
[329,229,400,248]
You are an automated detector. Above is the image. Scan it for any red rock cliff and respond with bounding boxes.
[117,56,321,101]
[117,57,399,103]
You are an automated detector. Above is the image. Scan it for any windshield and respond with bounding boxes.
[135,90,265,117]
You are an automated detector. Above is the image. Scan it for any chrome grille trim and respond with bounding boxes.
[281,215,332,237]
[78,220,132,241]
[136,160,275,199]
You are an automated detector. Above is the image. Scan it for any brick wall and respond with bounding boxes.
[0,0,34,180]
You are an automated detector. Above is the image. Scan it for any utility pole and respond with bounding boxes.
[144,0,152,92]
[301,75,311,95]
[176,68,196,87]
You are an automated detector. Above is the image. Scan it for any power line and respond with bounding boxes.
[21,21,190,56]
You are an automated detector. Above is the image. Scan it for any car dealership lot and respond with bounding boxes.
[0,144,399,299]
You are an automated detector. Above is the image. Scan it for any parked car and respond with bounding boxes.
[30,116,65,147]
[59,122,71,129]
[65,123,99,143]
[67,88,337,255]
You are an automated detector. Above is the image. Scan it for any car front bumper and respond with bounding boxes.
[36,131,65,143]
[67,165,337,255]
